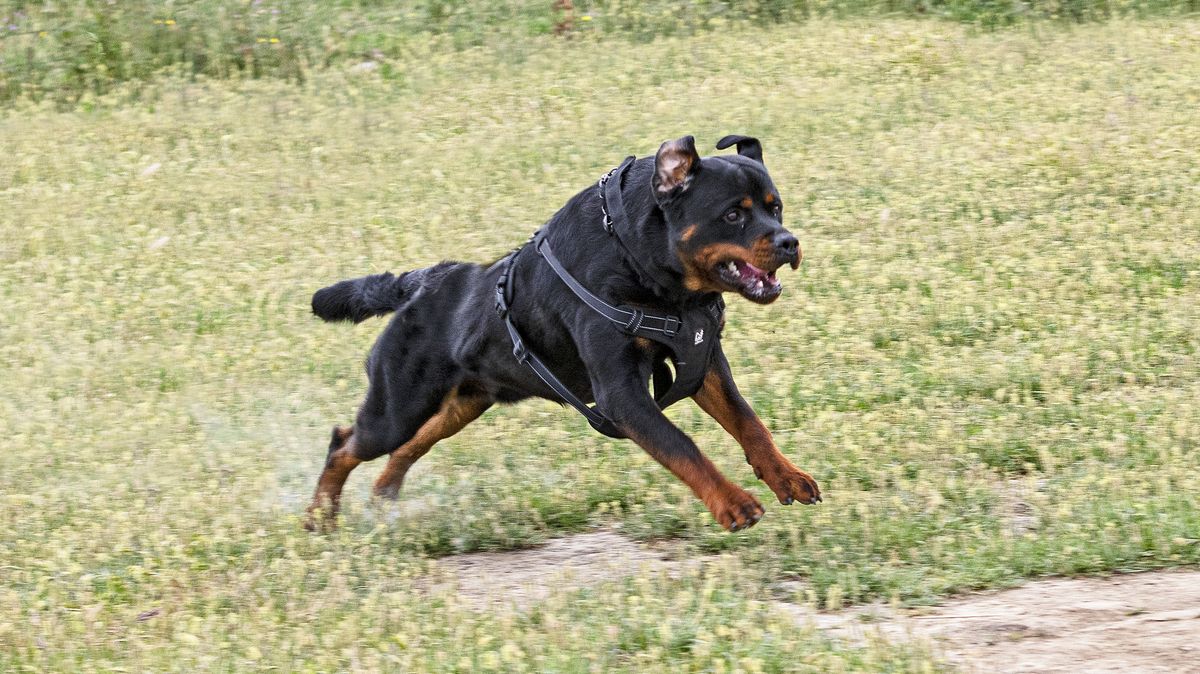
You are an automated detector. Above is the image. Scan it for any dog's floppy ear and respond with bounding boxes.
[653,135,701,198]
[716,134,764,164]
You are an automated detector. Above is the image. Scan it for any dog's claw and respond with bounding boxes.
[759,464,821,507]
[710,483,765,532]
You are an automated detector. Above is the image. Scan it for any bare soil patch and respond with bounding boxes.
[434,531,1199,672]
[786,569,1200,673]
[429,530,707,610]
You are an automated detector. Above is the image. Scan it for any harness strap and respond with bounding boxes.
[601,157,681,293]
[533,231,680,337]
[493,158,725,438]
[495,250,625,439]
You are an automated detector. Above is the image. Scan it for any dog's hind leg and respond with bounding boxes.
[304,353,467,530]
[372,387,492,500]
[304,425,364,531]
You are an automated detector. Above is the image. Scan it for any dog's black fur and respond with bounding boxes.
[305,136,821,532]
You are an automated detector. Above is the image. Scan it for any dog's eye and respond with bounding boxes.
[772,205,783,220]
[723,209,741,224]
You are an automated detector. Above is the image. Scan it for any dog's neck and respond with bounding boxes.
[601,162,719,309]
[592,206,717,311]
[542,159,721,312]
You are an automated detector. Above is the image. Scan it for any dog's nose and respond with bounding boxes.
[773,231,799,259]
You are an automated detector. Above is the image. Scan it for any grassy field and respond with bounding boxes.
[4,0,1196,105]
[3,18,1199,672]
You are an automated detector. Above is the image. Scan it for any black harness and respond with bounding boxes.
[494,157,724,439]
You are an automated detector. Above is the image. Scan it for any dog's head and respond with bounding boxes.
[653,135,800,305]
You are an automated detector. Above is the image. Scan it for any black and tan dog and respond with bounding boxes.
[304,135,821,532]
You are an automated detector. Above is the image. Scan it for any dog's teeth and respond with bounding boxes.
[725,261,737,273]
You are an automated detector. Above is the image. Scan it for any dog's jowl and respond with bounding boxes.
[304,135,821,532]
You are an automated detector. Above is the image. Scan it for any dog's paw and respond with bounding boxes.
[706,484,766,532]
[302,510,331,532]
[371,484,401,501]
[757,464,822,505]
[303,503,338,533]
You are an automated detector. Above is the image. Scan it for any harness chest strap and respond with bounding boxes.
[494,246,626,438]
[588,157,728,407]
[532,231,681,338]
[493,161,725,438]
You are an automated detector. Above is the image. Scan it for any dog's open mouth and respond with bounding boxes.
[715,259,783,303]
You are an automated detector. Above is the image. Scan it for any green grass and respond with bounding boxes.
[3,17,1200,672]
[2,0,1198,105]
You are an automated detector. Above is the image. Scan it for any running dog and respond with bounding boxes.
[305,135,821,532]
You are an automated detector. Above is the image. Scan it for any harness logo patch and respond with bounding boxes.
[694,329,705,345]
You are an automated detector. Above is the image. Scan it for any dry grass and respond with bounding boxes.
[2,19,1198,672]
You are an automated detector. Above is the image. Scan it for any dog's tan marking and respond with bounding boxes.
[305,428,363,531]
[740,196,753,209]
[679,238,778,292]
[764,193,775,204]
[621,425,764,531]
[372,389,490,499]
[681,224,698,242]
[692,368,820,505]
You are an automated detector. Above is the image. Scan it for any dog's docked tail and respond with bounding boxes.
[311,272,410,323]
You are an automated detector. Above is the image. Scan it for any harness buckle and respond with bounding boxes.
[662,315,681,337]
[494,260,512,317]
[494,285,507,317]
[512,341,528,362]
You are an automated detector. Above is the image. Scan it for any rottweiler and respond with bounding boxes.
[304,135,821,532]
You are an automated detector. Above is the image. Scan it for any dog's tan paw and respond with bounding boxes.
[705,484,766,531]
[757,464,821,505]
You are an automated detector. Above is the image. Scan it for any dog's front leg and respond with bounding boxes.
[692,350,821,506]
[595,365,765,531]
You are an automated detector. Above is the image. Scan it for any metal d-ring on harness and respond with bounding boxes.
[494,157,724,439]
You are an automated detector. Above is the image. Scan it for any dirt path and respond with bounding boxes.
[791,570,1200,673]
[432,531,1200,672]
[429,530,705,610]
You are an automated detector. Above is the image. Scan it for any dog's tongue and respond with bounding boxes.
[735,261,779,290]
[733,261,782,296]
